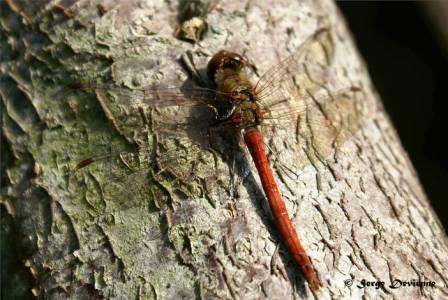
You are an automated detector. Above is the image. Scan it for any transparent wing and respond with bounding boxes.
[61,80,236,145]
[67,130,235,210]
[261,86,366,177]
[252,28,367,177]
[61,80,238,209]
[65,100,239,209]
[62,137,153,210]
[255,28,334,108]
[67,82,226,108]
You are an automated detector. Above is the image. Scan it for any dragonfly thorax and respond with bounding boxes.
[228,98,265,129]
[207,50,264,129]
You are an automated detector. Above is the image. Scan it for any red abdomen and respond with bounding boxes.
[243,128,320,291]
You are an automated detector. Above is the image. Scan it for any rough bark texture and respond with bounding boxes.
[1,0,447,299]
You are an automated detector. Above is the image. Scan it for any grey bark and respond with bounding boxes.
[1,0,447,299]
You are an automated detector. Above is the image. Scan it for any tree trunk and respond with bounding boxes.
[2,0,447,299]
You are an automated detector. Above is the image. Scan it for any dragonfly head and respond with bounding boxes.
[207,50,246,84]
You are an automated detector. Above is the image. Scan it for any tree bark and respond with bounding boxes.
[2,0,447,299]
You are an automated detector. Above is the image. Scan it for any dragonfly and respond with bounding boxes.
[69,28,364,291]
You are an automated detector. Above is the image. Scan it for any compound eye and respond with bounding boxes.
[207,51,245,81]
[223,58,242,70]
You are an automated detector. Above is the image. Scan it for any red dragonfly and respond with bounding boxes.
[71,28,363,291]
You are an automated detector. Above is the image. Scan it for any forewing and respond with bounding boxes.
[255,28,335,109]
[62,80,227,141]
[80,83,224,108]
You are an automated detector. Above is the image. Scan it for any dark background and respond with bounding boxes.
[337,2,448,230]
